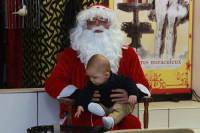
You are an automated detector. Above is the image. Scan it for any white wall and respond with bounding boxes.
[139,107,200,129]
[0,92,59,133]
[38,92,60,125]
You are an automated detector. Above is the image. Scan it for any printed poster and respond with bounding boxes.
[109,0,193,96]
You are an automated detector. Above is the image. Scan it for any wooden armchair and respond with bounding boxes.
[140,96,153,128]
[58,96,152,129]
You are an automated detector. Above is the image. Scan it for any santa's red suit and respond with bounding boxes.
[45,46,149,129]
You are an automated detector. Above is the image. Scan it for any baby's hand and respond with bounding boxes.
[128,95,137,106]
[74,106,84,118]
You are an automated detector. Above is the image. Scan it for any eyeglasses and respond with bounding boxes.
[86,17,109,26]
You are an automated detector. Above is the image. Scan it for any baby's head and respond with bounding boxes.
[86,54,111,86]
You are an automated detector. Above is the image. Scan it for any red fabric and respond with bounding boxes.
[6,0,23,88]
[45,47,149,129]
[6,29,23,88]
[70,112,141,129]
[117,114,141,129]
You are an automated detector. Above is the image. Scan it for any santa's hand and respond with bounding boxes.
[92,90,101,102]
[74,106,84,118]
[110,89,128,103]
[128,95,137,107]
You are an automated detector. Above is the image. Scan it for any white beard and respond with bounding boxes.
[70,25,127,73]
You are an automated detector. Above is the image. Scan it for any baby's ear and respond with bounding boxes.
[105,71,110,77]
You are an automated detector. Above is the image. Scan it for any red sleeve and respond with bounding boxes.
[45,48,75,98]
[119,47,150,89]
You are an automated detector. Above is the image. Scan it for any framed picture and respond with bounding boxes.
[110,0,193,101]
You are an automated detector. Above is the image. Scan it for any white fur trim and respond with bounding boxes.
[57,85,78,99]
[76,5,119,29]
[136,83,151,97]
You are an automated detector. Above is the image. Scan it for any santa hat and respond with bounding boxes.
[76,5,119,28]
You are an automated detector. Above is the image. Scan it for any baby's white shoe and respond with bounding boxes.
[88,102,105,116]
[102,116,114,129]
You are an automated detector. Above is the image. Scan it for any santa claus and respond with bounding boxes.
[45,5,150,129]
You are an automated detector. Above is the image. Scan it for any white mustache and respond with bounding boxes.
[91,26,106,32]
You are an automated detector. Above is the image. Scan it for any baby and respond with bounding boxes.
[74,54,148,129]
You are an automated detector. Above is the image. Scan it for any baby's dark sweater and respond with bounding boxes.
[76,72,146,109]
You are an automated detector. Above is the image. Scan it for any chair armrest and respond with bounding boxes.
[58,96,153,128]
[140,96,153,128]
[58,97,75,105]
[58,97,75,125]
